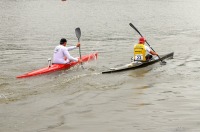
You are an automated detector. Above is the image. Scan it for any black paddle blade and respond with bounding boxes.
[160,60,167,65]
[129,23,143,37]
[129,23,135,29]
[75,27,81,40]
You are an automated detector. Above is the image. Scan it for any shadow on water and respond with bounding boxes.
[128,66,154,78]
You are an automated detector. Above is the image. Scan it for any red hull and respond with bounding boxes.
[16,52,98,78]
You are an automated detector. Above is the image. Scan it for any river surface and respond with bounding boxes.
[1,0,200,132]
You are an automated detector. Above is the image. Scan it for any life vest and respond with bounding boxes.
[134,44,146,61]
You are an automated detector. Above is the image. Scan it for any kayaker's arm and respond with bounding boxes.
[150,50,158,56]
[145,46,158,56]
[67,46,77,51]
[67,43,80,51]
[63,49,78,62]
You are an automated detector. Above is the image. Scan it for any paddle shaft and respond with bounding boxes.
[129,23,165,63]
[75,27,83,67]
[78,38,82,62]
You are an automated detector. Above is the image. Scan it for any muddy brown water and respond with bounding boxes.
[1,0,200,131]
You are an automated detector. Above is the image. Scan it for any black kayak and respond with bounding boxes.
[102,52,174,74]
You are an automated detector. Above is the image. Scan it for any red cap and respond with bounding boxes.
[139,37,145,43]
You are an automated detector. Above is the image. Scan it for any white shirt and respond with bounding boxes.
[144,45,151,53]
[53,45,78,64]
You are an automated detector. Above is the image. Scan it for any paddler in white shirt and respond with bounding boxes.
[53,38,81,64]
[133,37,158,61]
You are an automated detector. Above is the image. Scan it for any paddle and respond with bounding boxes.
[129,23,166,65]
[75,27,84,68]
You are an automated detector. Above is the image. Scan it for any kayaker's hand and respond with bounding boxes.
[78,58,82,63]
[64,56,67,60]
[150,50,158,56]
[76,42,80,48]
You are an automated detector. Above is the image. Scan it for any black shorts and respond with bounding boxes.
[145,54,153,61]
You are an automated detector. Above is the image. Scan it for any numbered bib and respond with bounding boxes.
[134,54,143,61]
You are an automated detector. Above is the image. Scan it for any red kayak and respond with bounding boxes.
[16,52,98,78]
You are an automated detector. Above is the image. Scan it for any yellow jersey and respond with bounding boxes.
[134,44,146,61]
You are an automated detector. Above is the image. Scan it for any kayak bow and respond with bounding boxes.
[102,52,174,74]
[17,52,98,78]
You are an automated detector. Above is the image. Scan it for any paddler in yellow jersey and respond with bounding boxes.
[133,37,158,61]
